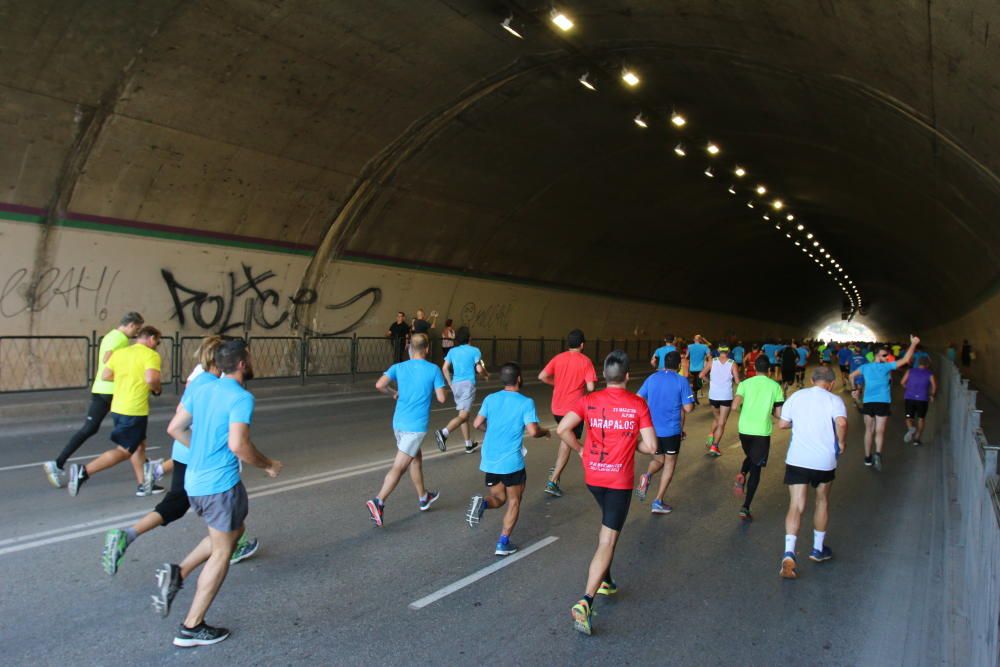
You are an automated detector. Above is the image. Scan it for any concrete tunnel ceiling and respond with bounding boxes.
[4,1,1000,334]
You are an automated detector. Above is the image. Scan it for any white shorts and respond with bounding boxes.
[452,381,476,411]
[394,430,426,457]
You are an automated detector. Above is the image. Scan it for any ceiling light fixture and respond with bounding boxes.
[763,214,770,220]
[633,113,647,128]
[786,233,792,238]
[734,166,746,177]
[501,16,524,38]
[806,233,814,239]
[707,142,720,155]
[756,185,767,195]
[746,200,755,208]
[704,166,714,178]
[578,72,596,90]
[786,214,795,221]
[796,224,804,231]
[551,10,574,31]
[621,68,640,87]
[772,199,784,210]
[813,241,820,247]
[674,143,686,157]
[671,112,687,128]
[728,185,736,194]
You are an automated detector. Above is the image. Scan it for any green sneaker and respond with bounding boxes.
[230,534,259,564]
[102,528,128,576]
[597,580,618,596]
[571,599,593,635]
[544,481,563,498]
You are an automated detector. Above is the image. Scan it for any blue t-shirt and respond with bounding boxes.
[860,361,897,404]
[762,344,778,364]
[183,377,254,497]
[385,359,446,432]
[913,350,930,365]
[637,370,694,437]
[478,390,539,475]
[849,353,867,384]
[171,371,218,465]
[687,343,710,372]
[445,345,482,384]
[652,345,676,369]
[838,347,852,365]
[731,346,745,364]
[821,346,832,362]
[796,346,809,367]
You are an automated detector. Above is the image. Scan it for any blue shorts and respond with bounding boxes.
[110,413,148,453]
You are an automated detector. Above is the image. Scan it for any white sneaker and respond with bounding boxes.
[43,461,66,488]
[903,427,916,444]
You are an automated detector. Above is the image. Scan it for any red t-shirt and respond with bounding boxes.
[745,350,761,377]
[543,350,598,415]
[572,387,653,490]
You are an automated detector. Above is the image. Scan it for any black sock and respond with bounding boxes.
[80,468,89,482]
[583,594,594,607]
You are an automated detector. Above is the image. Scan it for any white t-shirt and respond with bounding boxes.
[782,386,847,471]
[708,359,735,401]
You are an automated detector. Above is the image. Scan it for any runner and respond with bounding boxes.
[43,312,145,488]
[465,362,550,556]
[368,333,447,526]
[100,337,259,576]
[158,339,282,647]
[837,343,853,390]
[386,311,410,363]
[649,334,676,370]
[731,340,745,368]
[686,335,711,404]
[780,341,799,393]
[901,357,936,446]
[850,335,919,471]
[820,342,833,367]
[67,326,164,497]
[777,365,848,579]
[848,345,868,408]
[556,350,657,635]
[635,351,694,514]
[699,346,740,457]
[435,327,488,454]
[743,343,762,378]
[731,355,785,520]
[795,341,809,388]
[538,329,597,497]
[761,341,778,379]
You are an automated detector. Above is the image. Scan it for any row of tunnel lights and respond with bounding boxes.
[500,7,863,313]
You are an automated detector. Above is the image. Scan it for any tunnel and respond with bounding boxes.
[1,2,999,664]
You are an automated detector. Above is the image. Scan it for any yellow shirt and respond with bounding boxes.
[107,344,161,416]
[92,329,129,394]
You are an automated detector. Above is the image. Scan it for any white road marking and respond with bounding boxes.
[408,536,560,610]
[0,447,162,473]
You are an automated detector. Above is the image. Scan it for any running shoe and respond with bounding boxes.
[780,552,798,579]
[102,528,129,576]
[596,580,618,596]
[495,539,518,556]
[636,473,651,502]
[229,535,259,564]
[366,498,384,527]
[173,622,230,648]
[809,545,834,563]
[650,500,672,514]
[434,429,447,452]
[913,438,922,447]
[571,599,593,635]
[67,463,85,496]
[544,481,563,497]
[739,507,752,522]
[466,495,486,528]
[705,435,715,449]
[464,441,480,454]
[43,461,66,488]
[733,472,746,496]
[418,490,440,511]
[873,452,883,472]
[708,445,722,457]
[142,458,164,495]
[151,563,183,618]
[863,456,873,467]
[903,427,915,444]
[136,484,166,497]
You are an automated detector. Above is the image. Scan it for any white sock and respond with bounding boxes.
[420,493,428,502]
[441,427,449,437]
[465,440,472,447]
[813,530,826,551]
[784,534,797,554]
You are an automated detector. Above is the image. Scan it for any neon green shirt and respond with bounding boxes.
[736,375,785,436]
[91,329,129,394]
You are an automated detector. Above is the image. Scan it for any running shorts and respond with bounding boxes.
[110,413,148,453]
[861,402,892,417]
[656,434,682,456]
[904,399,929,419]
[781,366,796,384]
[783,464,836,488]
[394,430,426,457]
[839,364,850,373]
[554,414,584,439]
[739,433,771,466]
[154,461,190,526]
[709,399,733,408]
[485,469,526,488]
[587,484,632,532]
[452,381,476,411]
[190,482,249,532]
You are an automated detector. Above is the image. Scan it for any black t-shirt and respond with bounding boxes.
[412,319,431,334]
[389,322,410,339]
[781,346,798,367]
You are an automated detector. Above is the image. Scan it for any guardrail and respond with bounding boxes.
[0,333,662,395]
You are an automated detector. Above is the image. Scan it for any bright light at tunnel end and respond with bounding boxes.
[816,320,878,343]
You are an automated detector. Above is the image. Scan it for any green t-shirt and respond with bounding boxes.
[736,375,785,436]
[92,329,129,394]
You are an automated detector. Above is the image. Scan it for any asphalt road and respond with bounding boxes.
[0,370,947,666]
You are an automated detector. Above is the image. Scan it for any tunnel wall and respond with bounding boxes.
[928,290,1000,400]
[0,214,799,343]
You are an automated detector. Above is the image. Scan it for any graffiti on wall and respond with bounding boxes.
[459,301,512,332]
[0,265,120,320]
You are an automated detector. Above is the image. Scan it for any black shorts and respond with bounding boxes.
[839,364,850,373]
[485,469,526,488]
[656,434,682,456]
[904,399,929,419]
[109,413,148,453]
[587,485,632,532]
[784,464,836,488]
[554,414,584,439]
[154,461,191,526]
[709,399,733,408]
[739,433,771,466]
[781,367,796,384]
[862,402,892,417]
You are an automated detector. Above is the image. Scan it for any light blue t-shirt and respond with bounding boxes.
[913,350,930,365]
[445,345,482,384]
[385,359,446,432]
[478,390,539,475]
[171,371,218,465]
[731,345,745,364]
[837,347,853,365]
[796,346,809,367]
[860,361,897,404]
[652,345,676,369]
[183,377,254,497]
[687,343,710,372]
[763,344,778,364]
[821,346,832,362]
[638,370,694,437]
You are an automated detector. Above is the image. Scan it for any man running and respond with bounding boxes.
[538,329,597,497]
[43,312,145,488]
[779,341,799,392]
[158,339,282,647]
[777,366,847,579]
[556,350,657,636]
[635,351,694,514]
[649,334,676,370]
[100,337,259,576]
[465,363,550,556]
[901,357,936,446]
[700,346,739,457]
[686,335,711,404]
[837,343,853,390]
[743,343,762,378]
[795,341,809,388]
[369,333,447,526]
[435,327,488,454]
[731,356,785,520]
[731,340,745,368]
[851,335,919,471]
[848,346,868,408]
[68,326,164,497]
[386,312,410,363]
